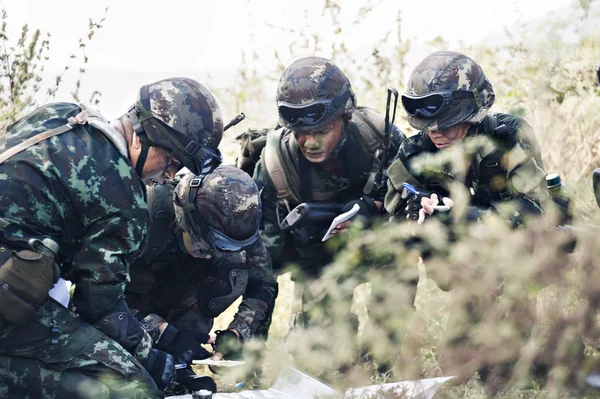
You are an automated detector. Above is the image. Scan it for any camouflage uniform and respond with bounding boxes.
[0,103,158,397]
[127,165,277,345]
[0,77,225,397]
[385,51,548,224]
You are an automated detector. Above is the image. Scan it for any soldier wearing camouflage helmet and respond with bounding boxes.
[0,77,223,397]
[253,56,406,278]
[385,51,548,225]
[126,165,278,392]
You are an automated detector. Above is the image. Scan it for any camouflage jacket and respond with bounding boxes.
[0,103,148,322]
[254,117,405,277]
[385,113,549,221]
[126,187,277,343]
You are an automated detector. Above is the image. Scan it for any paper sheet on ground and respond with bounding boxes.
[167,366,454,399]
[192,359,246,367]
[321,203,360,242]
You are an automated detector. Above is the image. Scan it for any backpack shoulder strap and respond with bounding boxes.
[352,107,385,151]
[263,129,301,205]
[74,105,129,158]
[0,123,73,165]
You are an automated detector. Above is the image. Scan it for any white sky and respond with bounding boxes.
[0,0,579,118]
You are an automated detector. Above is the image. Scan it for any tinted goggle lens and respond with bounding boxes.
[206,228,259,255]
[278,103,328,126]
[401,94,445,117]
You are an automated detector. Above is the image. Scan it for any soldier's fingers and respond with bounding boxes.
[442,197,455,208]
[211,352,223,361]
[418,208,427,224]
[207,336,216,345]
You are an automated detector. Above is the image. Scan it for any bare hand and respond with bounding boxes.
[417,194,455,224]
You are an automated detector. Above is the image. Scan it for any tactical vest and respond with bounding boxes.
[262,107,387,212]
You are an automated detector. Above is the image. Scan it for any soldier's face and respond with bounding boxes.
[427,123,470,149]
[181,231,213,259]
[293,117,343,163]
[138,146,181,185]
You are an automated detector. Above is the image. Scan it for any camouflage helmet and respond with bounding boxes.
[128,77,224,175]
[276,57,356,132]
[402,51,495,131]
[173,165,261,255]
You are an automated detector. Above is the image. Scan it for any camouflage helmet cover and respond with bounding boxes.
[404,51,495,131]
[132,77,224,174]
[174,165,261,241]
[276,57,356,131]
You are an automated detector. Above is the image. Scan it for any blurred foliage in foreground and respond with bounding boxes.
[211,1,600,398]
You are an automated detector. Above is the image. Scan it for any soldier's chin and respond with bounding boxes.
[302,151,327,163]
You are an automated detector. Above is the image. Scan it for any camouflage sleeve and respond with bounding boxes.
[253,159,286,269]
[384,135,424,217]
[227,239,278,341]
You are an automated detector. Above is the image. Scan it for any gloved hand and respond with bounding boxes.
[176,367,217,393]
[155,325,211,362]
[213,329,244,360]
[401,185,432,222]
[340,195,378,221]
[208,330,245,376]
[142,348,176,391]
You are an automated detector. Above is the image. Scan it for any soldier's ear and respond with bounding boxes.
[132,132,142,149]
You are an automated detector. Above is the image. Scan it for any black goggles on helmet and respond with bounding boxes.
[182,175,259,255]
[277,89,353,128]
[401,90,477,119]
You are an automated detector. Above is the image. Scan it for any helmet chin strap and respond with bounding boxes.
[128,106,152,179]
[135,136,150,178]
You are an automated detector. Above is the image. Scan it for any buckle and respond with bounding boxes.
[185,141,200,154]
[190,178,203,187]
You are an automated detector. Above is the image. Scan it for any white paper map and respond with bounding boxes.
[168,366,453,399]
[192,359,246,368]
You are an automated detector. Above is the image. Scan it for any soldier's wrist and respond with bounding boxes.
[133,330,154,361]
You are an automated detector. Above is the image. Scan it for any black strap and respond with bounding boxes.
[135,138,150,178]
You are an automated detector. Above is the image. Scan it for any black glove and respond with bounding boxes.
[213,329,244,360]
[176,367,217,393]
[142,348,176,391]
[93,300,145,353]
[340,195,378,222]
[156,325,211,362]
[400,186,433,222]
[209,330,245,376]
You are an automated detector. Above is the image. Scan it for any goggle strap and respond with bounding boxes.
[471,87,482,109]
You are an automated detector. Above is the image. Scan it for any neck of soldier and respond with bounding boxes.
[112,116,137,162]
[317,153,342,175]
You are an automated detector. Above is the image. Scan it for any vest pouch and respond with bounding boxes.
[0,249,57,325]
